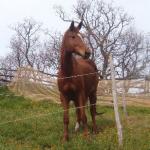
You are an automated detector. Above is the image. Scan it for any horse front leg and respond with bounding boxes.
[61,94,69,142]
[78,93,88,137]
[74,100,81,132]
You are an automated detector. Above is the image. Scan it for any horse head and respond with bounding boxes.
[62,21,91,59]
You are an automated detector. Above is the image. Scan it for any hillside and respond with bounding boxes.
[0,86,150,150]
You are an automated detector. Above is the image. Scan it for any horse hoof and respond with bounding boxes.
[93,130,98,134]
[83,130,90,138]
[83,132,91,141]
[62,135,69,142]
[92,126,99,134]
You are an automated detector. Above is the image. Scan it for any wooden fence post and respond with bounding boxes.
[109,54,123,147]
[122,80,128,117]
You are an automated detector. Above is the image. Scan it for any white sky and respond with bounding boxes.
[0,0,150,57]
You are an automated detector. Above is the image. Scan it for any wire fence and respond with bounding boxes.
[0,67,150,124]
[0,66,149,104]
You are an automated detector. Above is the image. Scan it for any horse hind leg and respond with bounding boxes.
[78,93,89,137]
[89,92,98,134]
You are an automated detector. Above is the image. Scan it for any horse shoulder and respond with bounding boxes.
[76,59,97,73]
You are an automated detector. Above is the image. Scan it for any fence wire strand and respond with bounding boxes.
[0,103,97,126]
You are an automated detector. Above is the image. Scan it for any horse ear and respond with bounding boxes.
[69,21,74,31]
[78,21,83,30]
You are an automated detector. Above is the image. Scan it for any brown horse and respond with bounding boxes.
[57,21,99,141]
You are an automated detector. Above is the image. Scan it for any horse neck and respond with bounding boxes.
[60,49,73,77]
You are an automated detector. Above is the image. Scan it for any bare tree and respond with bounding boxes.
[55,0,132,79]
[117,28,148,80]
[32,31,61,74]
[0,54,16,81]
[9,18,61,75]
[34,50,48,72]
[10,35,25,67]
[144,34,150,77]
[10,18,42,68]
[44,32,62,73]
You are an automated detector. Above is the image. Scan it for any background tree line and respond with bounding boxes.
[0,0,150,82]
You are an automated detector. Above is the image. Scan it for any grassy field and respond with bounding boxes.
[0,86,150,150]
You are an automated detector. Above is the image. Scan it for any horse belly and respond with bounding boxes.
[84,75,98,95]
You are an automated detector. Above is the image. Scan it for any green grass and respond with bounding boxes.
[0,86,150,150]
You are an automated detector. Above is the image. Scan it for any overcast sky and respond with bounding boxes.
[0,0,150,57]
